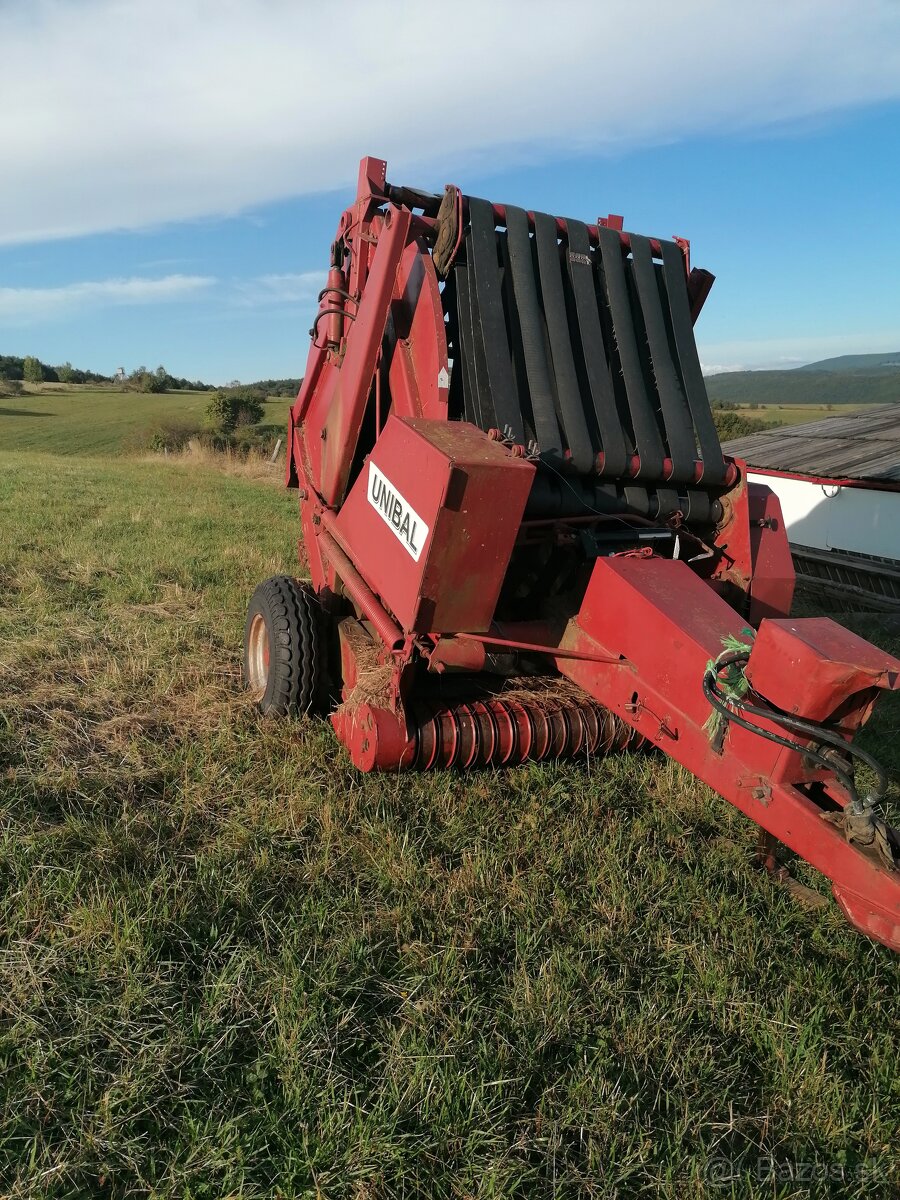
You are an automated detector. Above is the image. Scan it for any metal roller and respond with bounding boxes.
[408,695,646,770]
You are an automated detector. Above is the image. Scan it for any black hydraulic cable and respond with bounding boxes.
[504,205,564,463]
[596,226,665,479]
[468,197,526,442]
[317,286,358,306]
[532,211,594,473]
[710,651,888,783]
[629,235,697,481]
[703,672,861,803]
[309,308,356,341]
[660,240,726,484]
[740,697,888,801]
[704,651,890,804]
[565,219,628,477]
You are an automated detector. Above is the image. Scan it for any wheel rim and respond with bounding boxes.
[246,612,271,700]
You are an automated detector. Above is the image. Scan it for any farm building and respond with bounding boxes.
[724,406,900,610]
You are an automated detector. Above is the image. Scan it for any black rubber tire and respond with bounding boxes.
[243,576,326,716]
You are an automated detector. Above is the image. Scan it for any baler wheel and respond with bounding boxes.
[243,576,327,716]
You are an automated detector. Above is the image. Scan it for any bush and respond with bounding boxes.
[234,404,263,428]
[204,391,235,432]
[204,389,265,434]
[712,407,781,441]
[231,425,275,455]
[127,418,203,453]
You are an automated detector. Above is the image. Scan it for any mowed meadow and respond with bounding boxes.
[0,386,291,456]
[722,402,876,427]
[1,392,899,1198]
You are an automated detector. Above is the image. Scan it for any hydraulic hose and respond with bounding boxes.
[703,650,889,808]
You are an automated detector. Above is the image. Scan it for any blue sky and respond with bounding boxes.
[2,0,900,384]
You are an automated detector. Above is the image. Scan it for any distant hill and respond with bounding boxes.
[705,368,900,407]
[795,351,900,372]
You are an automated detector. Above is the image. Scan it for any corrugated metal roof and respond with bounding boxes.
[722,406,900,483]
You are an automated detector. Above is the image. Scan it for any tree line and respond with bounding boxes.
[0,354,306,397]
[0,354,210,392]
[0,354,109,385]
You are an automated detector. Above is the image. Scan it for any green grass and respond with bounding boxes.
[0,387,291,456]
[0,388,882,460]
[1,450,898,1198]
[727,403,878,426]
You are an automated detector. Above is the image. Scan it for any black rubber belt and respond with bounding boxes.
[623,486,650,516]
[453,263,483,428]
[468,198,525,443]
[659,240,725,485]
[629,234,697,482]
[596,226,665,479]
[461,250,497,431]
[497,231,537,446]
[681,490,712,524]
[504,205,563,464]
[533,211,594,473]
[565,220,628,477]
[654,486,681,519]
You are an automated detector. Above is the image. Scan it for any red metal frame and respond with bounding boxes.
[282,156,900,953]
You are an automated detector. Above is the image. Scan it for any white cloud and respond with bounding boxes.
[701,363,748,376]
[0,275,215,322]
[0,270,334,324]
[1,0,899,245]
[232,271,327,307]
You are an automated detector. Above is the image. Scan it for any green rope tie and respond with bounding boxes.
[703,627,756,741]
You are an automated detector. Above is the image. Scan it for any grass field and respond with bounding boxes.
[0,386,291,456]
[727,403,878,427]
[1,438,899,1196]
[0,387,888,460]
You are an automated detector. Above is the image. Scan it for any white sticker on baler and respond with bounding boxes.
[367,461,430,562]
